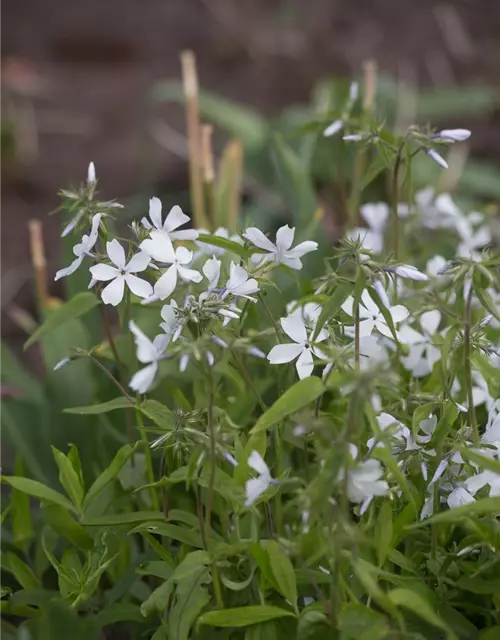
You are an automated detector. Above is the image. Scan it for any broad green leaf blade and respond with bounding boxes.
[139,399,176,430]
[81,511,165,527]
[251,377,325,434]
[42,504,93,551]
[2,553,39,590]
[195,234,247,258]
[131,523,203,548]
[83,443,137,510]
[94,603,144,628]
[267,541,298,613]
[197,606,295,628]
[25,292,100,349]
[64,397,133,415]
[2,476,75,512]
[11,457,34,550]
[388,588,452,636]
[51,447,84,508]
[376,500,393,567]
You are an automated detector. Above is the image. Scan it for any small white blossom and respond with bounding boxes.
[435,129,471,142]
[343,133,366,141]
[90,240,152,306]
[243,225,317,270]
[347,203,389,254]
[87,161,96,184]
[53,357,71,371]
[427,149,449,169]
[141,197,198,241]
[222,262,260,302]
[447,487,475,509]
[323,120,343,137]
[245,451,275,507]
[342,290,409,339]
[389,264,429,281]
[465,469,500,497]
[399,310,442,377]
[267,314,328,379]
[140,232,202,300]
[55,214,102,280]
[129,321,170,393]
[346,459,389,505]
[367,413,409,451]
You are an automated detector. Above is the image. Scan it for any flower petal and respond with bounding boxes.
[323,119,343,137]
[55,256,84,281]
[170,229,199,241]
[129,363,158,394]
[125,274,153,299]
[149,197,163,230]
[420,310,441,336]
[358,318,375,337]
[276,225,295,252]
[107,239,126,269]
[175,246,194,265]
[285,240,318,258]
[281,314,307,344]
[389,305,409,324]
[101,277,125,306]
[140,230,176,263]
[61,211,83,238]
[248,450,269,475]
[154,265,178,299]
[296,347,314,379]
[361,290,379,315]
[243,227,276,252]
[267,343,303,364]
[203,256,221,290]
[360,203,389,232]
[125,251,151,273]
[129,320,158,363]
[245,477,269,507]
[164,205,190,232]
[89,264,121,281]
[177,265,202,283]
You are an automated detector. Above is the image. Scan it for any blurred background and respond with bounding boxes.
[2,0,500,362]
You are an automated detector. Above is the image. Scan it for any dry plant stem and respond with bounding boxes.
[464,284,479,447]
[28,220,49,313]
[181,50,208,230]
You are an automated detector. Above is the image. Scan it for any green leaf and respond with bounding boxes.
[271,134,316,231]
[168,571,211,640]
[388,588,453,636]
[51,447,84,508]
[251,377,325,434]
[196,234,247,258]
[456,577,500,595]
[198,606,295,629]
[2,553,39,590]
[140,579,174,617]
[139,399,176,430]
[480,627,500,640]
[83,443,136,510]
[64,396,133,415]
[131,523,203,548]
[24,292,100,349]
[267,541,298,613]
[416,85,499,119]
[1,343,44,404]
[94,603,144,627]
[312,281,353,340]
[42,504,93,551]
[429,401,459,449]
[411,497,500,526]
[339,604,389,639]
[459,448,500,475]
[2,476,75,512]
[11,457,34,550]
[172,551,211,582]
[357,151,391,192]
[82,511,165,526]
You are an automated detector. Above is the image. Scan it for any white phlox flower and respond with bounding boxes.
[245,451,275,507]
[433,129,471,142]
[426,255,448,278]
[243,224,318,270]
[342,290,409,339]
[456,220,491,259]
[367,413,410,451]
[221,262,260,302]
[141,197,198,241]
[285,301,322,329]
[160,301,181,341]
[447,486,475,509]
[55,213,102,280]
[90,240,152,306]
[465,469,500,498]
[427,148,448,169]
[347,202,389,254]
[129,321,170,393]
[323,120,344,137]
[345,459,389,512]
[399,310,442,377]
[267,314,328,379]
[388,264,429,282]
[140,232,202,300]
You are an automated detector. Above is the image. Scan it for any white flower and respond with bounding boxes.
[243,225,318,270]
[245,451,275,507]
[140,232,202,300]
[267,314,328,379]
[435,129,471,142]
[160,301,180,341]
[349,81,359,101]
[141,197,198,241]
[202,256,222,293]
[129,321,170,393]
[90,240,152,306]
[323,120,343,137]
[456,223,491,259]
[87,161,96,184]
[347,203,389,254]
[55,214,102,281]
[399,310,442,377]
[417,414,437,445]
[390,264,429,281]
[447,487,475,509]
[426,255,448,278]
[343,134,366,141]
[367,413,409,451]
[465,470,500,497]
[341,290,409,339]
[346,459,389,504]
[222,262,259,302]
[427,149,448,169]
[286,301,322,329]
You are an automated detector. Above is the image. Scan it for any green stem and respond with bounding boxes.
[259,293,281,343]
[230,348,267,412]
[135,404,160,511]
[464,284,479,447]
[273,426,283,536]
[391,145,404,304]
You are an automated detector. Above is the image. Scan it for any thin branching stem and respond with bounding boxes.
[464,283,479,447]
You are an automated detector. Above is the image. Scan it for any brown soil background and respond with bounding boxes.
[2,0,500,354]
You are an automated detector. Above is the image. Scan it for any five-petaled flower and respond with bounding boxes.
[267,314,328,379]
[129,321,170,393]
[342,290,409,339]
[141,197,198,241]
[90,240,153,306]
[243,224,317,270]
[55,213,102,281]
[245,451,276,507]
[399,310,442,377]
